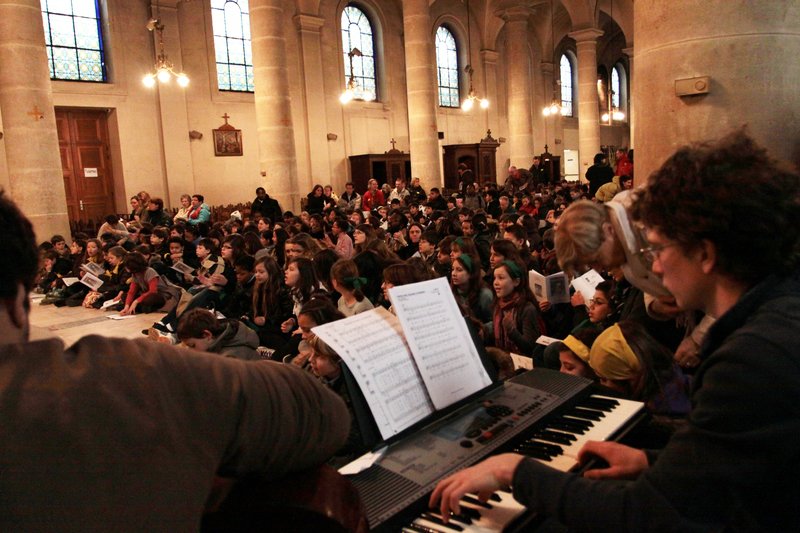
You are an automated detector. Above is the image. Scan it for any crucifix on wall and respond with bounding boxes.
[213,113,243,156]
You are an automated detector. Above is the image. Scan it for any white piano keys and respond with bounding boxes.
[410,491,526,533]
[520,395,644,473]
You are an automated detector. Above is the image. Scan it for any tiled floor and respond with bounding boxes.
[29,294,164,347]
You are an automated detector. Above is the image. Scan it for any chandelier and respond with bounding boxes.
[142,3,188,89]
[461,0,488,112]
[340,48,375,104]
[461,66,489,111]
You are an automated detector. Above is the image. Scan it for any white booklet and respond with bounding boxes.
[528,269,570,304]
[570,269,605,303]
[79,272,104,291]
[170,260,195,277]
[313,277,492,441]
[80,262,105,277]
[61,276,80,287]
[100,298,120,310]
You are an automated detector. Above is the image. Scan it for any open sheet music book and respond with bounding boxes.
[313,277,492,441]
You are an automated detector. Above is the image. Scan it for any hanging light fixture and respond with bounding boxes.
[142,1,189,88]
[600,0,625,123]
[461,0,489,112]
[340,48,375,104]
[542,0,565,117]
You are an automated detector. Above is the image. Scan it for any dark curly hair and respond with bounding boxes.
[0,192,39,298]
[632,130,800,285]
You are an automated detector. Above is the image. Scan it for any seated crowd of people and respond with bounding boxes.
[34,154,696,464]
[14,132,800,530]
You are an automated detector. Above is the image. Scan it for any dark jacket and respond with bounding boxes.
[512,274,800,532]
[251,194,283,222]
[0,335,349,531]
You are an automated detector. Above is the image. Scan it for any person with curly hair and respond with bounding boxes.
[431,131,800,532]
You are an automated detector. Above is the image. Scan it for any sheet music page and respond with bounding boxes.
[389,277,492,410]
[312,307,434,440]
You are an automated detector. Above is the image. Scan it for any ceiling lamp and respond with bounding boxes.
[461,0,488,112]
[142,2,189,89]
[542,0,564,117]
[340,48,375,104]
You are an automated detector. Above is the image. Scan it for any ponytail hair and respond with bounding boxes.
[330,259,366,302]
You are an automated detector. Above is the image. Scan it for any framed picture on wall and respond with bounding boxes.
[213,128,243,156]
[213,113,243,156]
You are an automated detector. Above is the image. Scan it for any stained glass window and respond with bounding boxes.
[611,65,621,108]
[560,54,574,117]
[212,0,254,92]
[341,5,377,102]
[41,0,106,82]
[435,26,459,107]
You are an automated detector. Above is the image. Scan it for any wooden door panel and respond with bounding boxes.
[56,108,115,230]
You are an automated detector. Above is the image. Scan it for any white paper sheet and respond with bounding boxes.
[312,307,434,440]
[389,277,492,410]
[510,353,534,371]
[570,269,605,303]
[61,277,80,287]
[106,313,136,320]
[100,298,119,309]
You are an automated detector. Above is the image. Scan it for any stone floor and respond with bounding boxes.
[29,293,162,347]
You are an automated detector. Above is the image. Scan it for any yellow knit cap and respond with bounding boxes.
[589,323,640,380]
[562,335,590,363]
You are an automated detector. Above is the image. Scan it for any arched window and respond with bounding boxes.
[611,65,621,108]
[435,26,459,108]
[560,53,574,117]
[41,0,106,82]
[341,5,377,101]
[211,0,254,92]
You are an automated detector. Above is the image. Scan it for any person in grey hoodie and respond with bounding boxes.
[176,308,260,360]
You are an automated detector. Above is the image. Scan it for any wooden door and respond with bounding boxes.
[56,108,115,228]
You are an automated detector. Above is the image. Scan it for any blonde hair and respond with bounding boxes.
[555,200,608,276]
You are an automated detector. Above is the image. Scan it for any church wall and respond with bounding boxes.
[37,0,632,216]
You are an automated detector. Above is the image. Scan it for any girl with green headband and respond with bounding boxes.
[451,254,494,329]
[330,259,374,317]
[491,258,542,356]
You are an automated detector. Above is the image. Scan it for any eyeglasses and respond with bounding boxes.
[588,298,608,307]
[638,242,679,263]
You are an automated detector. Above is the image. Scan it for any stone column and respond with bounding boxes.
[480,49,499,132]
[622,46,634,150]
[0,0,70,240]
[250,0,300,211]
[634,1,800,178]
[295,14,330,192]
[402,0,441,189]
[499,7,535,167]
[568,28,603,178]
